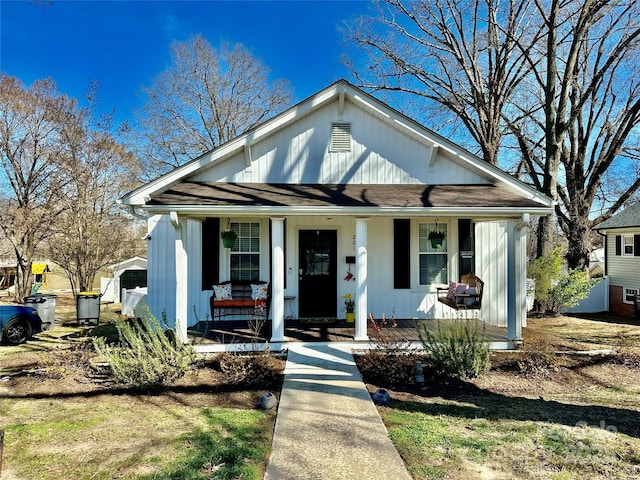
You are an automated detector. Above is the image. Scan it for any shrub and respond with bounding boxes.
[548,269,597,312]
[418,319,491,378]
[215,352,284,387]
[93,306,196,389]
[358,311,420,387]
[528,247,596,314]
[356,350,420,388]
[516,339,566,376]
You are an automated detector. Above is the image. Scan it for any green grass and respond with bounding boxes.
[2,397,274,480]
[380,397,640,480]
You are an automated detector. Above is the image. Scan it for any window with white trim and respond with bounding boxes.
[230,222,260,281]
[624,288,638,304]
[418,223,448,285]
[623,235,634,255]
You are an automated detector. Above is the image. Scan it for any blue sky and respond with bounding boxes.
[1,0,372,125]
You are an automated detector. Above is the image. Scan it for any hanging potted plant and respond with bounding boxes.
[428,228,446,248]
[221,222,238,249]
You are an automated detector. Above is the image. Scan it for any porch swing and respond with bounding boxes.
[436,273,484,311]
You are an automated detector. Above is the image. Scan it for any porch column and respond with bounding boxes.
[355,217,369,341]
[507,214,529,344]
[170,212,188,343]
[270,217,286,342]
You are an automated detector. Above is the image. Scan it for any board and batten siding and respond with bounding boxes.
[146,215,177,325]
[146,214,519,330]
[191,99,489,186]
[475,221,509,327]
[607,229,640,295]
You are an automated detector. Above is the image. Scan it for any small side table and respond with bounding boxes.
[284,295,296,319]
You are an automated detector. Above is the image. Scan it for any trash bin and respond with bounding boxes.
[635,295,640,317]
[24,293,57,330]
[77,292,101,326]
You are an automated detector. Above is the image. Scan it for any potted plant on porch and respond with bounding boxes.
[343,293,355,324]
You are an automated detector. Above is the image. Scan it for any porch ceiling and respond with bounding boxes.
[147,182,547,212]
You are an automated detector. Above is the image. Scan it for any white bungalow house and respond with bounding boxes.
[120,80,553,348]
[593,202,640,315]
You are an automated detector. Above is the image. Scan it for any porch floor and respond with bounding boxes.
[188,318,508,345]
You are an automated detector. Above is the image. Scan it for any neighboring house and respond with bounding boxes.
[120,80,553,346]
[100,256,147,303]
[594,202,640,315]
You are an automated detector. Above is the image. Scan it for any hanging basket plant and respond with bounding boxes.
[428,222,446,248]
[221,228,237,249]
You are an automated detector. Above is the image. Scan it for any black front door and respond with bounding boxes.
[298,230,337,318]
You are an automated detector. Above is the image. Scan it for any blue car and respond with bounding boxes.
[1,305,43,345]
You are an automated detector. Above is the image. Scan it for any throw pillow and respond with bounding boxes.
[465,287,477,306]
[213,283,233,301]
[251,283,269,300]
[446,281,467,300]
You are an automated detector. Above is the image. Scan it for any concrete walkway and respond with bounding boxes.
[264,344,412,480]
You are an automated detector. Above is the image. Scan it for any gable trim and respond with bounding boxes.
[121,80,554,210]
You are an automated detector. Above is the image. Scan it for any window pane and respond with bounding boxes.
[419,253,448,285]
[230,222,260,281]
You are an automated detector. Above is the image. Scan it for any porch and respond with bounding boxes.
[188,318,510,352]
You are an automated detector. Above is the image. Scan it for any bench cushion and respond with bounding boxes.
[215,299,267,308]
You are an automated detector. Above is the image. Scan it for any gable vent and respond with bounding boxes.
[331,123,351,152]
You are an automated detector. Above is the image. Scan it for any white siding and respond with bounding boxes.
[148,214,512,329]
[191,100,489,186]
[475,221,509,327]
[146,215,177,327]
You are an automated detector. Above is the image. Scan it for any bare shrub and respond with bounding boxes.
[215,352,284,387]
[516,339,567,376]
[357,312,419,388]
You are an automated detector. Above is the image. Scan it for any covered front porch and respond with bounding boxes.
[188,317,510,352]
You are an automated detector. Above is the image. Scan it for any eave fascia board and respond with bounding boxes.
[140,205,554,218]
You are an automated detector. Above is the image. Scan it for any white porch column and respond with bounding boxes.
[507,214,529,344]
[270,217,286,342]
[170,212,188,343]
[355,217,369,341]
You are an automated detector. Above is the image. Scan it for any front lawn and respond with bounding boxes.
[358,314,640,479]
[0,328,284,480]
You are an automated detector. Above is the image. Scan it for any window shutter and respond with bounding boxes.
[635,235,640,256]
[394,219,410,289]
[615,235,621,256]
[202,218,220,290]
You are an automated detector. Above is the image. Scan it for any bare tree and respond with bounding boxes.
[509,0,640,265]
[47,83,144,293]
[347,0,640,267]
[0,75,69,301]
[344,0,541,165]
[133,35,292,177]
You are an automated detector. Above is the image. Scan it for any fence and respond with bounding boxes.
[121,287,147,316]
[562,276,609,314]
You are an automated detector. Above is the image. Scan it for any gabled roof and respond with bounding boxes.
[121,79,553,212]
[593,202,640,230]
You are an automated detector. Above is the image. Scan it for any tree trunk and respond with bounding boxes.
[564,219,590,271]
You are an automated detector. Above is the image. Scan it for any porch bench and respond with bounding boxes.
[436,274,484,310]
[209,280,270,321]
